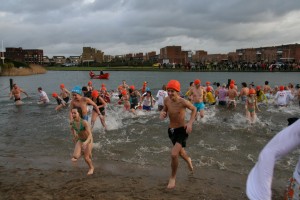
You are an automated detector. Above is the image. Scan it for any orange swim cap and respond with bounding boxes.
[121,90,127,95]
[101,87,107,91]
[52,92,58,98]
[279,86,284,91]
[194,79,201,85]
[60,84,65,88]
[88,81,92,85]
[256,86,261,90]
[130,85,135,90]
[230,84,234,89]
[101,83,106,87]
[91,90,99,98]
[206,81,211,85]
[230,80,235,84]
[206,86,211,92]
[249,89,256,94]
[166,80,180,92]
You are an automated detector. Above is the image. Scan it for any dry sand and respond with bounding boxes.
[0,159,287,200]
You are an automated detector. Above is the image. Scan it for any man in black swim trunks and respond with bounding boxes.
[160,80,196,189]
[9,84,29,104]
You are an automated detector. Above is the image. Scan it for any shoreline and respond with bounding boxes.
[0,159,285,199]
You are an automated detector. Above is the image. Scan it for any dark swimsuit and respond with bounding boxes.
[130,93,139,109]
[168,127,189,147]
[93,96,105,115]
[14,97,21,102]
[72,119,86,142]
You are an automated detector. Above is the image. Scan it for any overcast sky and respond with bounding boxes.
[1,0,300,57]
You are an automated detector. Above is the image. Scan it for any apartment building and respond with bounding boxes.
[81,47,104,63]
[5,47,43,64]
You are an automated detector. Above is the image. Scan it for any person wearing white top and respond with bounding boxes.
[38,87,50,104]
[274,86,294,106]
[246,118,300,200]
[156,85,168,111]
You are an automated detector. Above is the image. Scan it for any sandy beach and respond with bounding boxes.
[0,159,286,200]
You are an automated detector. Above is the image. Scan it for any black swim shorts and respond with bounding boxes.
[168,127,189,147]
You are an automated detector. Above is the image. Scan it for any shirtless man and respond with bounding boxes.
[69,86,104,122]
[9,84,29,104]
[190,79,206,119]
[70,108,94,175]
[239,82,249,103]
[227,84,238,109]
[160,80,196,189]
[59,84,71,104]
[263,81,272,99]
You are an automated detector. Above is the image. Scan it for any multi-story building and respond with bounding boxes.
[160,46,183,64]
[68,56,81,65]
[81,47,104,64]
[5,47,43,64]
[52,56,66,65]
[236,43,300,63]
[193,50,208,63]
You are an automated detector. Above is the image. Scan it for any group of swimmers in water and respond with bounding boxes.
[8,79,300,189]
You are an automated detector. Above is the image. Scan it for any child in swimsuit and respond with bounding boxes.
[70,108,94,175]
[245,89,260,124]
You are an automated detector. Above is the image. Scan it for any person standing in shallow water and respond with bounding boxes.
[70,108,94,175]
[160,80,196,189]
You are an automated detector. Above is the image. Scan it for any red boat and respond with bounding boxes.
[89,71,110,79]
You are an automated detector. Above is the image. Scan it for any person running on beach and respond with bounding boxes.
[263,81,272,99]
[91,90,107,130]
[245,89,260,124]
[156,84,168,111]
[59,83,71,104]
[217,83,228,106]
[120,90,130,111]
[70,107,94,175]
[52,92,66,111]
[160,80,196,189]
[227,84,238,109]
[205,86,216,106]
[141,90,155,111]
[246,119,300,200]
[190,79,205,119]
[9,83,29,104]
[87,81,94,92]
[69,86,103,122]
[37,87,50,104]
[256,86,268,105]
[128,85,141,114]
[239,82,249,103]
[274,86,294,107]
[117,80,129,99]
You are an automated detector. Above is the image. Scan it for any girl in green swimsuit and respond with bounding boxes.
[70,108,94,175]
[245,89,261,124]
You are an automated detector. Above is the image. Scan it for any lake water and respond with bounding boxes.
[0,71,299,189]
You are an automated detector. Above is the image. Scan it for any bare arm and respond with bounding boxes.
[184,100,196,133]
[82,121,93,147]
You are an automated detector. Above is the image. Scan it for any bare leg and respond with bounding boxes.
[84,142,94,175]
[99,115,107,130]
[167,143,182,189]
[72,142,82,161]
[179,148,193,172]
[200,109,204,118]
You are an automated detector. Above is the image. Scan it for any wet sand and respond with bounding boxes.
[0,159,286,200]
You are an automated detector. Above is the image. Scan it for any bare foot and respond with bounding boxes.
[187,157,194,172]
[71,157,77,162]
[87,167,94,175]
[167,178,176,189]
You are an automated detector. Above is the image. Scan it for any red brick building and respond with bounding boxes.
[160,46,183,64]
[5,47,43,64]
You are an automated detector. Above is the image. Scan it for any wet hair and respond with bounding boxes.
[128,88,133,93]
[242,82,247,87]
[82,86,88,91]
[38,87,42,90]
[146,91,152,96]
[189,82,194,86]
[216,82,220,87]
[265,81,269,85]
[162,85,166,90]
